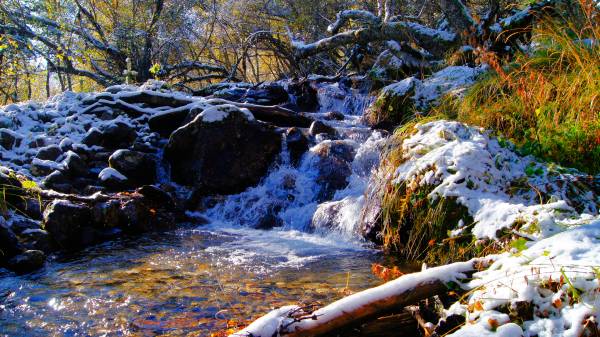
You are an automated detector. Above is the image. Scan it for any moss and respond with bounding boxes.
[371,119,499,264]
[364,82,417,131]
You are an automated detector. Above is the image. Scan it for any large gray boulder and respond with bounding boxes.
[164,104,281,195]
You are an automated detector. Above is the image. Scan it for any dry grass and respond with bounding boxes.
[454,0,600,172]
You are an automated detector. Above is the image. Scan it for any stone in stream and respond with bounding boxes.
[310,140,356,201]
[324,111,345,121]
[242,82,289,105]
[164,104,281,196]
[7,250,46,273]
[43,199,95,250]
[0,220,24,260]
[309,120,337,137]
[117,186,179,232]
[287,80,319,111]
[108,149,156,185]
[310,200,347,232]
[285,127,309,167]
[17,228,53,252]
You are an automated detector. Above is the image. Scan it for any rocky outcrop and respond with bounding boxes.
[165,104,281,196]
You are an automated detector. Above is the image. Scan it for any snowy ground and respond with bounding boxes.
[386,121,600,336]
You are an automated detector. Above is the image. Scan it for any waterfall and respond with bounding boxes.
[203,79,385,240]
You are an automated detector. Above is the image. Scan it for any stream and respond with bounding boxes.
[0,80,391,336]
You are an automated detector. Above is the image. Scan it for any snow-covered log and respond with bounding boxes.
[294,21,457,60]
[230,260,476,337]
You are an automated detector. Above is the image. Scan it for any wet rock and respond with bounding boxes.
[313,140,356,162]
[98,167,129,190]
[108,150,156,185]
[62,151,88,176]
[43,199,94,250]
[364,77,418,131]
[35,145,62,161]
[315,156,352,201]
[288,80,319,111]
[92,199,123,228]
[165,104,281,196]
[310,141,356,201]
[7,250,45,273]
[18,229,52,252]
[0,220,24,259]
[360,184,384,243]
[118,194,177,232]
[309,121,337,137]
[310,200,345,232]
[243,82,289,105]
[285,127,309,166]
[10,217,42,235]
[254,211,283,230]
[0,128,22,150]
[136,185,176,209]
[324,111,345,121]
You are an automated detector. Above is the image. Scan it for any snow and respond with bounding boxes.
[0,81,261,181]
[450,220,600,337]
[413,66,485,109]
[392,120,598,240]
[98,167,127,182]
[397,21,457,42]
[389,120,600,337]
[198,104,254,123]
[381,66,485,110]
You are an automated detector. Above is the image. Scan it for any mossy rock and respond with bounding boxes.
[364,77,419,131]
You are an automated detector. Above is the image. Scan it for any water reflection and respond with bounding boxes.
[0,227,381,336]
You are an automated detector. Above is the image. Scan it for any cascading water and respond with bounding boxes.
[204,80,383,239]
[0,80,388,336]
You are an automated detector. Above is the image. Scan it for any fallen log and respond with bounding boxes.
[230,261,476,337]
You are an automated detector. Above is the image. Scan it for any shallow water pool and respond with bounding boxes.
[0,225,383,336]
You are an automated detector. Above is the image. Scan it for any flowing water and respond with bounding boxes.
[0,81,387,337]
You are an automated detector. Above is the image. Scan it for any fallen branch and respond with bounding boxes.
[230,260,476,337]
